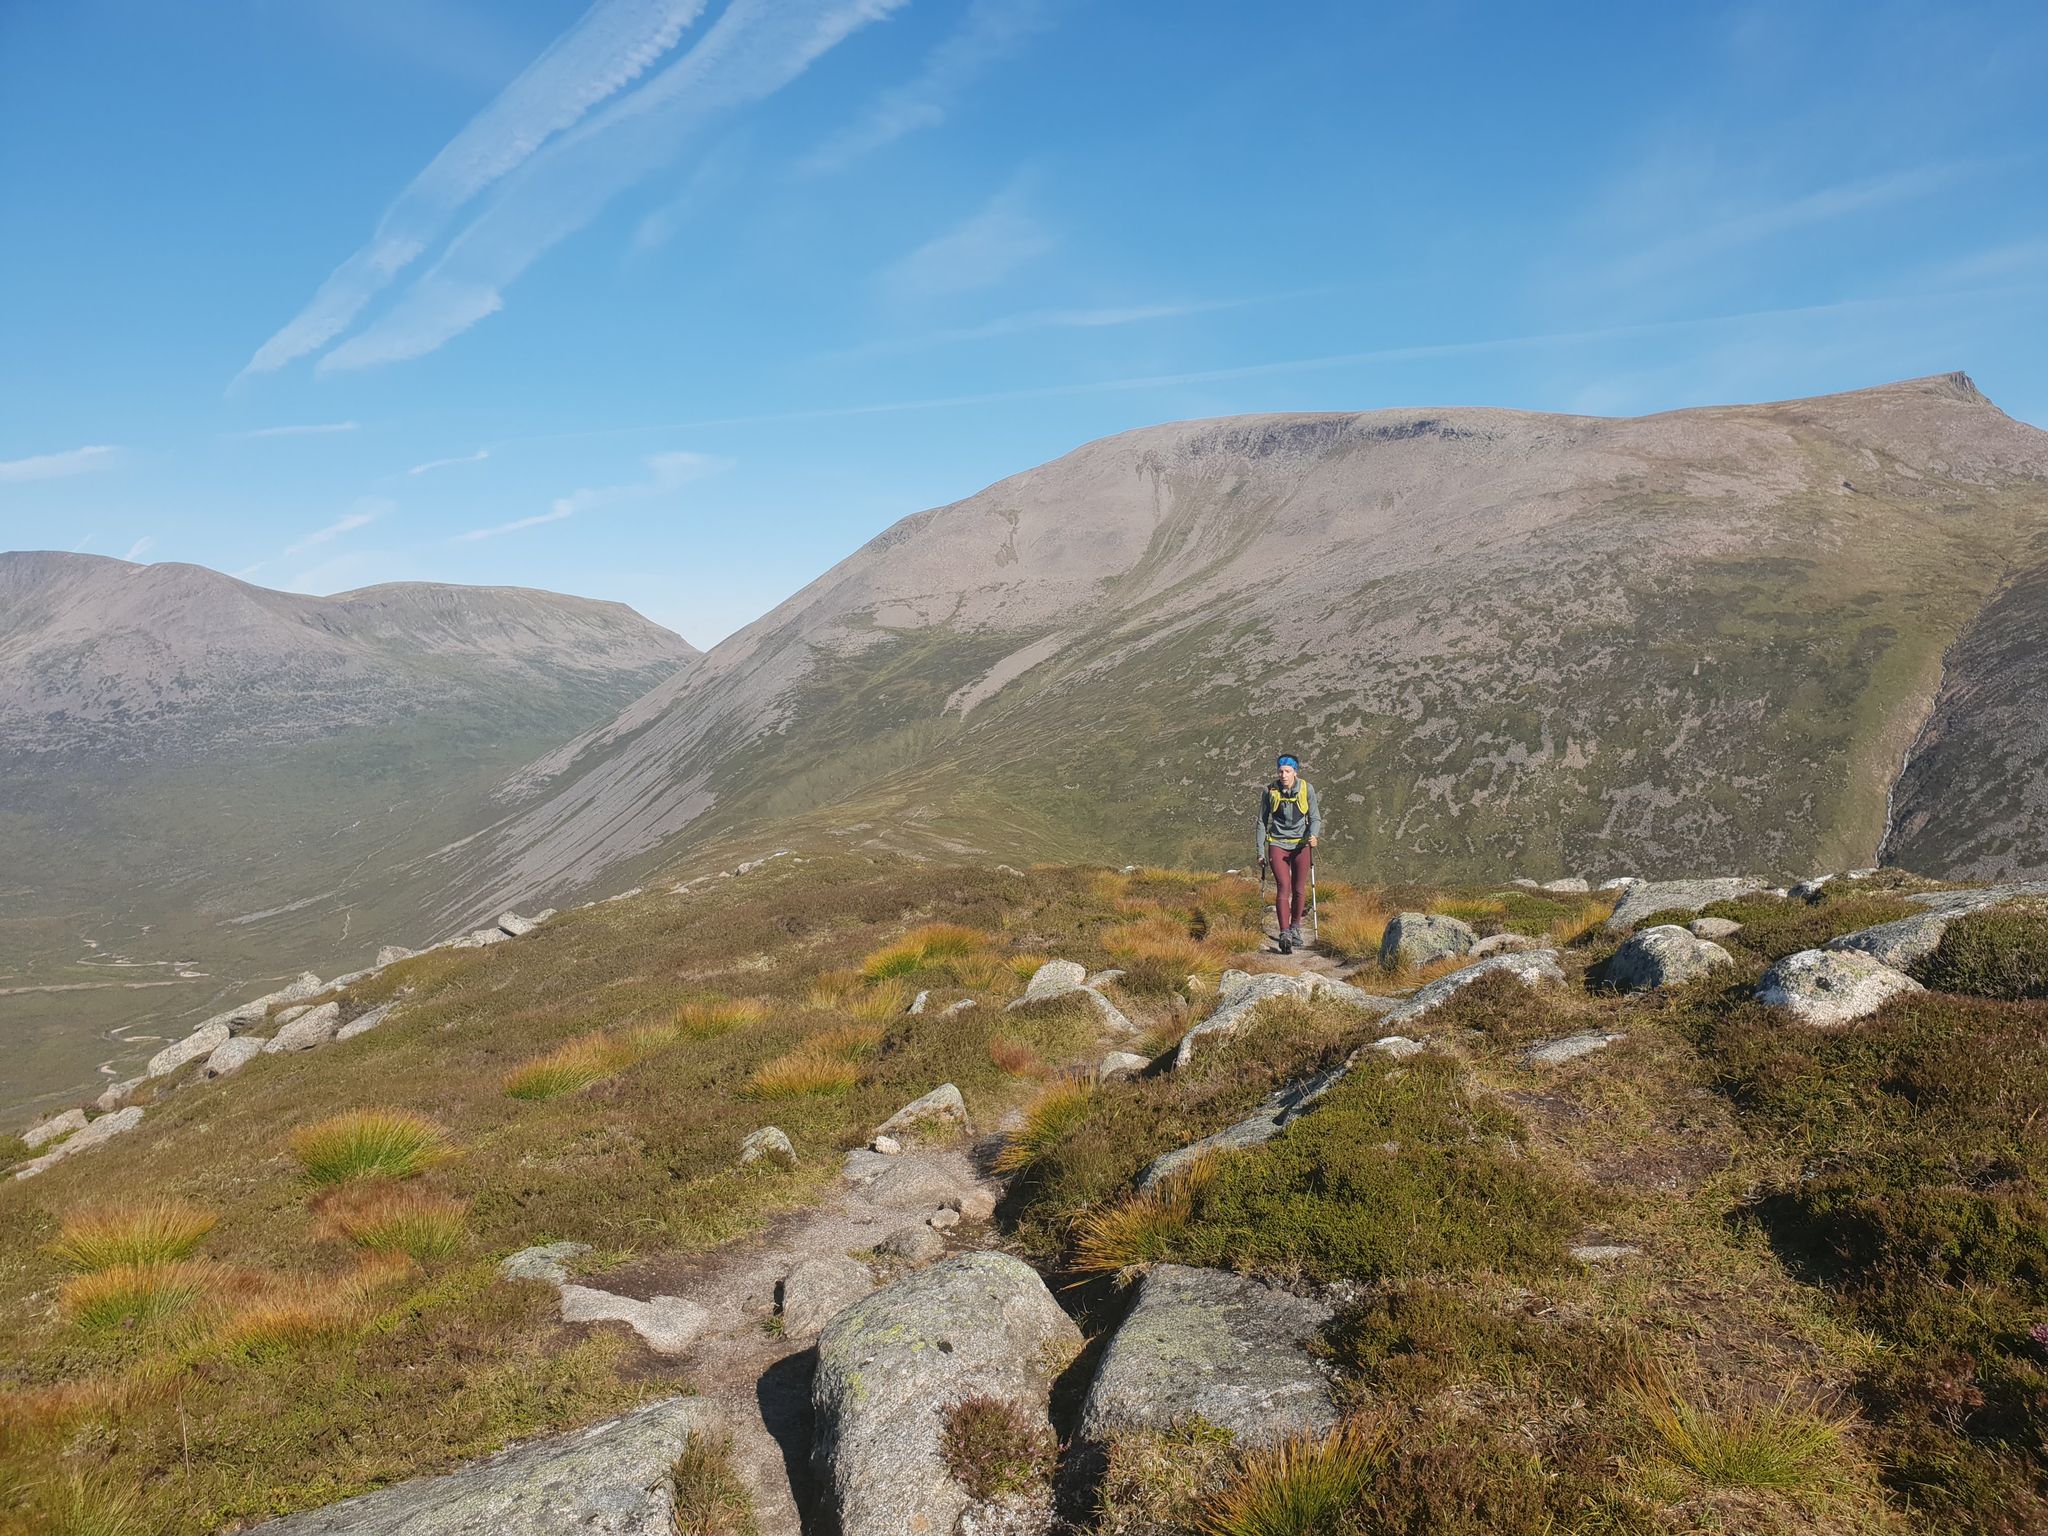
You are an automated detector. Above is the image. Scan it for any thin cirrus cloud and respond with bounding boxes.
[799,0,1053,173]
[880,183,1053,302]
[0,444,122,482]
[409,448,492,475]
[320,0,908,374]
[230,421,360,439]
[239,0,715,380]
[123,536,155,562]
[282,498,393,558]
[452,450,724,542]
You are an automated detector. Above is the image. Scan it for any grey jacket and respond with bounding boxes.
[1256,778,1321,855]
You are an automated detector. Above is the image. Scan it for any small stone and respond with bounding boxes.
[374,944,414,968]
[274,1004,312,1026]
[334,1001,396,1042]
[1368,1035,1425,1059]
[1757,949,1923,1027]
[1379,912,1477,971]
[1522,1031,1627,1067]
[877,1224,946,1263]
[942,998,977,1015]
[22,1107,88,1149]
[907,990,930,1014]
[499,1241,591,1284]
[1605,925,1735,991]
[94,1077,144,1113]
[740,1126,797,1166]
[951,1187,998,1223]
[1688,917,1743,940]
[869,1135,901,1156]
[1098,1050,1151,1077]
[1540,877,1590,894]
[1086,968,1126,987]
[1022,959,1087,1000]
[1570,1243,1642,1264]
[1470,932,1539,957]
[13,1106,144,1179]
[1597,876,1640,891]
[926,1207,961,1230]
[497,911,536,938]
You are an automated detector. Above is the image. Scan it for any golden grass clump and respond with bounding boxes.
[805,969,862,1009]
[1199,1420,1386,1536]
[846,980,914,1024]
[988,1035,1045,1077]
[503,1032,634,1100]
[1619,1360,1868,1500]
[1070,1160,1216,1282]
[214,1254,415,1355]
[290,1109,452,1184]
[860,922,987,980]
[993,1079,1094,1174]
[320,1184,469,1262]
[747,1047,860,1098]
[811,1020,886,1059]
[1546,894,1618,945]
[1430,895,1508,926]
[47,1200,217,1272]
[674,997,770,1038]
[1106,915,1207,993]
[59,1260,218,1332]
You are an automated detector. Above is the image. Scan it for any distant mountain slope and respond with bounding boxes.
[436,373,2047,920]
[0,554,696,1114]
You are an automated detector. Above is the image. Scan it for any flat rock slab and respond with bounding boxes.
[14,1106,143,1179]
[500,1241,591,1284]
[243,1396,720,1534]
[1137,1065,1350,1192]
[1906,879,2048,914]
[813,1253,1081,1536]
[1757,948,1924,1026]
[558,1285,707,1356]
[1605,878,1763,932]
[334,1001,397,1042]
[1077,1265,1336,1450]
[148,1020,230,1079]
[1523,1032,1627,1067]
[1383,949,1564,1027]
[23,1107,87,1149]
[265,1001,342,1053]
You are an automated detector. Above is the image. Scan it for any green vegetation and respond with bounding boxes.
[1913,899,2048,999]
[320,1185,469,1263]
[289,1109,453,1184]
[46,1201,217,1271]
[58,1261,216,1333]
[1199,1421,1384,1536]
[669,1431,759,1536]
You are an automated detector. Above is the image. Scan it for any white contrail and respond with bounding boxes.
[322,0,907,372]
[238,0,711,379]
[0,444,121,482]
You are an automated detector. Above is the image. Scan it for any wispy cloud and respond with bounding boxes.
[801,0,1052,173]
[239,0,715,379]
[231,421,360,439]
[408,448,491,475]
[0,444,122,482]
[283,497,394,558]
[451,450,724,542]
[881,182,1052,302]
[817,296,1275,362]
[123,537,155,562]
[291,0,906,375]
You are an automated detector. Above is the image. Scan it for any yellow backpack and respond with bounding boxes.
[1267,781,1310,818]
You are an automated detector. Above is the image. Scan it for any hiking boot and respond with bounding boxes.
[1286,925,1304,946]
[1277,932,1293,955]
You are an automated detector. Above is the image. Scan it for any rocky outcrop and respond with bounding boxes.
[1378,912,1475,971]
[812,1253,1081,1536]
[1605,925,1735,991]
[1021,960,1086,1000]
[22,1107,87,1149]
[1757,949,1924,1026]
[146,1020,231,1079]
[14,1106,143,1179]
[875,1084,969,1142]
[556,1285,706,1356]
[779,1255,874,1340]
[1175,972,1397,1068]
[203,1036,266,1078]
[1138,1063,1352,1191]
[1382,949,1564,1027]
[334,1001,397,1042]
[264,1001,342,1054]
[1605,878,1763,931]
[243,1396,720,1534]
[1826,912,1954,968]
[1076,1265,1335,1452]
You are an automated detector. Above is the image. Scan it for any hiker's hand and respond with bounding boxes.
[1308,836,1318,849]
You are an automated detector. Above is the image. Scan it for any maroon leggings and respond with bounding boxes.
[1267,844,1313,930]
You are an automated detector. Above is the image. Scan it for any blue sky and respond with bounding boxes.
[3,0,2044,646]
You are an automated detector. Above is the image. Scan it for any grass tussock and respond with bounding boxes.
[318,1184,468,1262]
[845,980,914,1024]
[59,1261,219,1333]
[503,1031,636,1099]
[992,1079,1095,1174]
[673,997,771,1038]
[47,1201,218,1272]
[747,1047,860,1098]
[987,1035,1045,1077]
[1069,1160,1217,1283]
[289,1109,451,1184]
[1199,1420,1386,1536]
[46,1473,150,1536]
[939,1394,1055,1501]
[1104,915,1207,995]
[670,1430,759,1536]
[860,922,988,980]
[1619,1360,1867,1500]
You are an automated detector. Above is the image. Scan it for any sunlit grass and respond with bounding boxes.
[289,1109,452,1184]
[1069,1160,1216,1283]
[503,1032,634,1100]
[860,922,987,980]
[846,980,914,1024]
[46,1201,217,1272]
[59,1261,218,1333]
[1620,1360,1867,1498]
[993,1079,1094,1174]
[319,1184,468,1262]
[747,1047,860,1098]
[674,997,769,1038]
[1199,1420,1385,1536]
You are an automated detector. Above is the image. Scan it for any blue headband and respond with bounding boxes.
[1276,754,1299,769]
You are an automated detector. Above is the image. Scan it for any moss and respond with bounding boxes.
[1321,1284,1625,1405]
[1914,900,2048,1000]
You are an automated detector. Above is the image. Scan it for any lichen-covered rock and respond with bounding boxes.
[1605,925,1735,991]
[557,1285,706,1355]
[14,1106,143,1179]
[1605,877,1764,931]
[203,1036,266,1078]
[1688,916,1743,940]
[1022,960,1087,1000]
[780,1255,874,1339]
[739,1126,797,1167]
[93,1076,143,1112]
[1522,1031,1627,1066]
[147,1020,230,1079]
[812,1253,1081,1536]
[263,1001,342,1054]
[1138,1064,1351,1191]
[374,944,414,968]
[496,912,535,937]
[1076,1265,1335,1452]
[499,1242,589,1284]
[1757,948,1924,1026]
[1826,911,1953,968]
[1382,949,1565,1027]
[1378,912,1476,971]
[877,1224,946,1264]
[334,1001,396,1042]
[875,1083,968,1142]
[22,1107,87,1149]
[242,1396,720,1534]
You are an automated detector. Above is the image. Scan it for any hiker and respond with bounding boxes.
[1257,753,1320,953]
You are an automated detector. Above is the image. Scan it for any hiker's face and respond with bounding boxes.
[1278,763,1298,790]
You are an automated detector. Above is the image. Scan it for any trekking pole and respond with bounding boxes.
[1310,859,1319,944]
